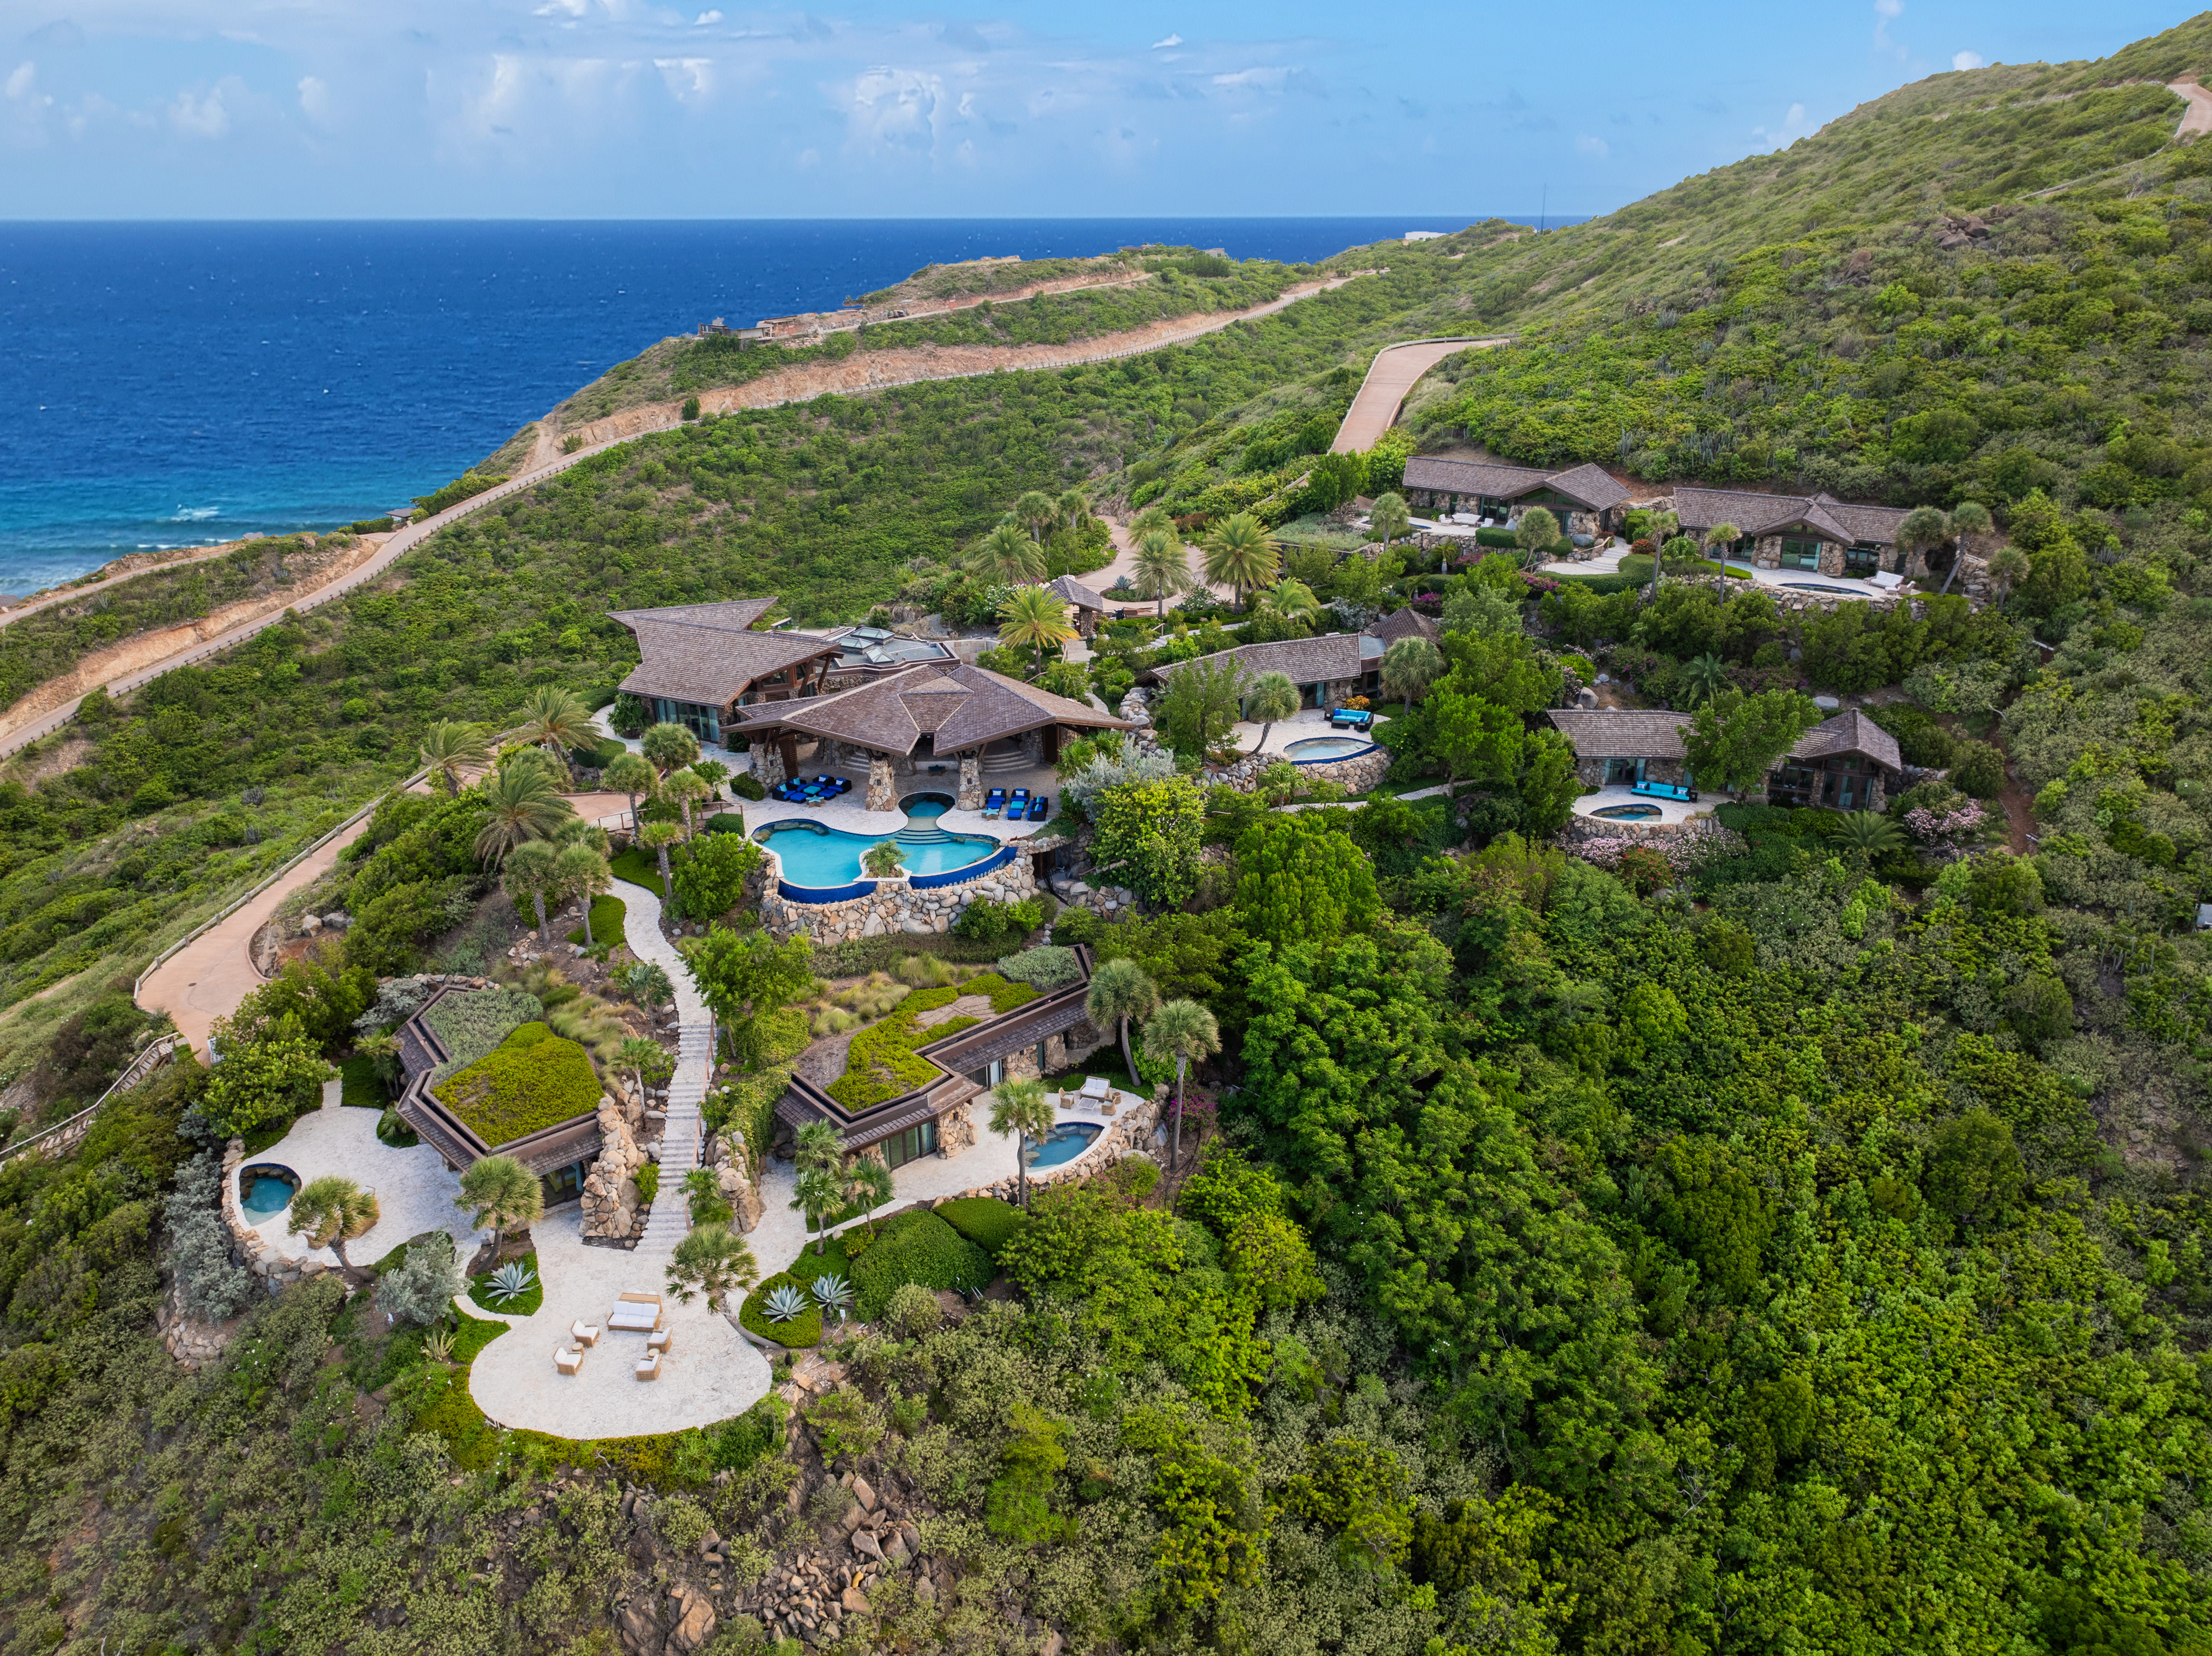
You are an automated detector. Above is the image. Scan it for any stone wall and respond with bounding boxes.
[221,1139,340,1290]
[156,1276,241,1370]
[1213,745,1393,794]
[759,854,1038,944]
[944,1089,1165,1205]
[581,1098,651,1244]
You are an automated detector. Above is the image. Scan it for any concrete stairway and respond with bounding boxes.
[618,879,712,1256]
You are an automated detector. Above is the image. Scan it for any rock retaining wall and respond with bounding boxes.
[220,1139,339,1289]
[582,1097,652,1244]
[759,855,1038,944]
[1212,746,1393,795]
[943,1089,1165,1205]
[156,1276,240,1370]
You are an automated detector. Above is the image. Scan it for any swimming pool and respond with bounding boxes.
[1284,735,1373,762]
[240,1163,300,1219]
[757,820,996,887]
[1781,582,1861,594]
[900,792,954,820]
[1592,804,1662,821]
[1024,1121,1102,1168]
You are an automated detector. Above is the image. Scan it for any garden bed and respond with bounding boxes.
[739,1271,823,1348]
[468,1251,544,1317]
[828,974,1037,1110]
[567,895,626,951]
[423,985,545,1083]
[434,1023,603,1145]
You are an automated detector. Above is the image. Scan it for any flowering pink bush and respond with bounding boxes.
[1904,799,1986,853]
[1568,826,1744,877]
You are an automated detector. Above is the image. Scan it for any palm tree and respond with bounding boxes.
[971,522,1047,586]
[1132,528,1190,620]
[1940,501,1993,594]
[861,840,906,878]
[503,839,562,943]
[1644,507,1680,603]
[1379,636,1445,717]
[844,1155,896,1238]
[640,722,700,776]
[473,762,576,865]
[638,820,684,902]
[1256,578,1321,634]
[1833,811,1907,862]
[457,1154,543,1259]
[663,767,710,841]
[289,1175,380,1271]
[1513,506,1562,569]
[616,1036,673,1105]
[1680,653,1732,710]
[666,1223,759,1310]
[556,842,612,944]
[1244,671,1300,755]
[988,1077,1058,1209]
[417,720,489,797]
[1142,998,1220,1170]
[604,752,657,829]
[1130,503,1177,539]
[1702,521,1744,572]
[1203,512,1280,609]
[521,686,592,781]
[1986,545,2029,601]
[1086,957,1160,1091]
[997,585,1077,672]
[1369,491,1412,565]
[1057,488,1091,533]
[1014,490,1061,546]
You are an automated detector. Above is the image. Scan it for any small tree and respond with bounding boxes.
[662,768,710,841]
[1156,653,1250,762]
[616,1036,675,1105]
[1369,492,1412,564]
[792,1166,845,1255]
[1896,505,1952,580]
[1089,775,1205,907]
[1234,813,1380,949]
[989,1078,1058,1209]
[201,1016,328,1136]
[641,722,701,776]
[604,752,658,828]
[456,1154,544,1258]
[289,1175,380,1270]
[673,833,764,921]
[862,840,907,878]
[418,720,489,797]
[1244,671,1300,755]
[1087,957,1161,1087]
[1143,997,1220,1169]
[1644,507,1680,603]
[1680,652,1732,710]
[1683,688,1823,797]
[1513,505,1562,566]
[1379,636,1445,717]
[638,820,685,902]
[845,1155,896,1237]
[684,925,816,1069]
[502,839,562,944]
[1941,501,1994,594]
[378,1232,465,1327]
[666,1223,759,1309]
[556,843,613,945]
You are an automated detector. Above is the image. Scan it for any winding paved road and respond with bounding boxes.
[1331,336,1510,454]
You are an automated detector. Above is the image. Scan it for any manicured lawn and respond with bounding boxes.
[339,1053,385,1110]
[469,1250,544,1316]
[609,844,667,895]
[567,894,626,949]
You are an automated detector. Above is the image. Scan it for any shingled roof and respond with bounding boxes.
[611,599,841,708]
[1370,606,1442,646]
[1042,574,1109,612]
[1150,632,1364,688]
[1674,488,1912,547]
[733,661,1127,754]
[1402,456,1630,510]
[1545,709,1692,759]
[1791,710,1902,772]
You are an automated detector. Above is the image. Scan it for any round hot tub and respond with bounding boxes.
[900,792,955,820]
[239,1162,301,1220]
[1283,735,1373,762]
[1591,804,1662,821]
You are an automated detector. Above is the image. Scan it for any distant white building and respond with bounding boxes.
[1404,230,1448,242]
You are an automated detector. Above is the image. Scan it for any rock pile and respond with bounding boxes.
[703,1125,765,1232]
[747,1473,928,1645]
[616,1581,716,1655]
[582,1097,650,1242]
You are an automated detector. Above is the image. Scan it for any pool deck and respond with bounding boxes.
[745,763,1067,863]
[1571,785,1716,827]
[1228,705,1386,760]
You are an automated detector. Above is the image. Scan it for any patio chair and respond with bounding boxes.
[635,1351,663,1382]
[1077,1076,1112,1105]
[1027,795,1049,822]
[570,1320,601,1347]
[555,1345,584,1376]
[648,1328,673,1354]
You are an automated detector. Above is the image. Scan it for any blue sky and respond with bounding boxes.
[0,2,2194,219]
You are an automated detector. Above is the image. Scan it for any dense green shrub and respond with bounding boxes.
[849,1209,994,1320]
[996,944,1082,990]
[935,1195,1028,1256]
[433,1025,601,1144]
[731,773,767,801]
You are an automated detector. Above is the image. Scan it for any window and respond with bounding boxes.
[1779,537,1825,571]
[654,698,721,743]
[541,1160,586,1207]
[882,1120,939,1170]
[1845,543,1881,574]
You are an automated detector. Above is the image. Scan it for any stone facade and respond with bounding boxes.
[582,1097,651,1243]
[759,854,1038,943]
[864,755,896,812]
[1570,754,1691,790]
[1750,532,1847,578]
[755,743,787,791]
[956,752,983,810]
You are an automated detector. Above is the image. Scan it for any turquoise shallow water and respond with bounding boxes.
[1027,1123,1103,1168]
[759,821,995,886]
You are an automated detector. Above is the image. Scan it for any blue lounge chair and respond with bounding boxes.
[1008,788,1030,813]
[1631,779,1698,803]
[982,788,1006,819]
[1026,795,1049,822]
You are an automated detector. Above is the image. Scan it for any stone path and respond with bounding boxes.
[1332,337,1509,454]
[617,880,710,1253]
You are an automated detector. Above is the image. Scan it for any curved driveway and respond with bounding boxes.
[1332,336,1510,454]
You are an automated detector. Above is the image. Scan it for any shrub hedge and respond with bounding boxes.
[739,1272,821,1348]
[934,1196,1027,1256]
[434,1026,602,1145]
[851,1209,994,1320]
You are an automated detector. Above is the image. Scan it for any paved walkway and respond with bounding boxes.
[1332,337,1509,454]
[618,882,710,1252]
[2173,80,2212,140]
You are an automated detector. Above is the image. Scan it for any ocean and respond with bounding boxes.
[0,217,1518,597]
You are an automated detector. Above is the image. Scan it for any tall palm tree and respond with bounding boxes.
[1014,490,1062,545]
[1129,503,1177,540]
[988,1078,1058,1209]
[520,686,592,780]
[503,839,562,943]
[473,762,575,865]
[604,752,657,829]
[1702,521,1744,572]
[662,767,710,841]
[844,1156,896,1238]
[1142,998,1220,1170]
[638,820,685,903]
[1986,545,2028,601]
[1379,636,1445,717]
[997,585,1077,672]
[1369,491,1412,565]
[1057,489,1091,533]
[1085,957,1160,1091]
[556,842,612,945]
[1680,653,1732,711]
[970,521,1047,586]
[1244,671,1300,755]
[640,722,700,776]
[417,720,489,797]
[1940,501,1993,594]
[1132,528,1190,620]
[1644,508,1680,603]
[1203,512,1280,609]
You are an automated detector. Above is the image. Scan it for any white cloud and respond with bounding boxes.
[536,0,589,16]
[846,66,947,156]
[694,9,721,23]
[1952,49,1984,71]
[1576,133,1608,159]
[1211,66,1286,91]
[5,62,37,102]
[655,57,712,99]
[168,85,230,138]
[1151,33,1182,49]
[1874,0,1904,60]
[297,75,329,119]
[1752,100,1812,150]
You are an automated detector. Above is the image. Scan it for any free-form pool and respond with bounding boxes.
[1284,735,1372,761]
[240,1163,300,1219]
[1025,1121,1102,1169]
[900,792,954,820]
[1592,804,1662,821]
[757,820,996,887]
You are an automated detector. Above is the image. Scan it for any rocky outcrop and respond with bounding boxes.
[704,1125,765,1232]
[582,1097,649,1242]
[617,1584,716,1656]
[759,855,1038,944]
[155,1275,240,1370]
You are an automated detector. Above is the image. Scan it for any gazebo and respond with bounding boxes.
[731,660,1129,809]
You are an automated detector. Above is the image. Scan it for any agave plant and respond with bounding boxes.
[422,1328,455,1364]
[486,1261,538,1304]
[811,1273,855,1323]
[764,1284,811,1324]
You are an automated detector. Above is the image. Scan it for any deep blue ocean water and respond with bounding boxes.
[0,217,1510,596]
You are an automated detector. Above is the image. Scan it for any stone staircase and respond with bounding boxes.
[639,1019,711,1252]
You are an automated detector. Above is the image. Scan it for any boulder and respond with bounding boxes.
[666,1587,716,1655]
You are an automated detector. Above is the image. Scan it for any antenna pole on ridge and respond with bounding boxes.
[1540,185,1548,233]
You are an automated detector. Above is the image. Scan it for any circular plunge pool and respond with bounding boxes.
[1283,735,1372,762]
[1591,804,1663,821]
[239,1163,301,1220]
[899,792,955,820]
